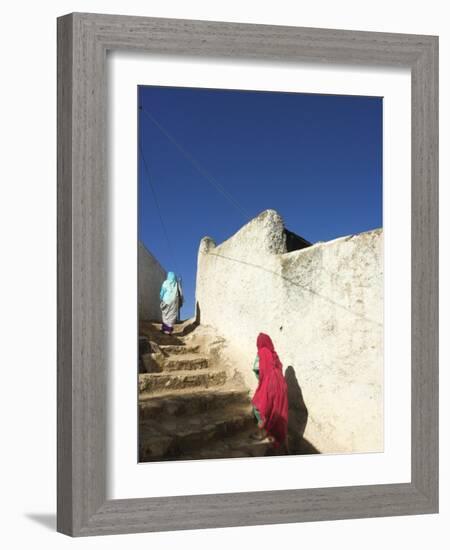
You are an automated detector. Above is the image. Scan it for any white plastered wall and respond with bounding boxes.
[138,241,166,321]
[196,210,383,453]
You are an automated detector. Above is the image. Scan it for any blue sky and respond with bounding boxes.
[138,86,382,318]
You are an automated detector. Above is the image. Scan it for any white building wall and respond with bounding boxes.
[196,210,383,454]
[138,242,166,321]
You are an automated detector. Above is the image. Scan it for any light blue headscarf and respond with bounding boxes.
[160,271,178,304]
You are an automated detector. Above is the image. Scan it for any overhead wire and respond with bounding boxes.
[139,100,374,323]
[139,105,250,221]
[139,128,176,269]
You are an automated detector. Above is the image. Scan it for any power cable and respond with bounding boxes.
[139,105,250,220]
[138,140,176,267]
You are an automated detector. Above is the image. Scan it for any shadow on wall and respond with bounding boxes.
[285,366,320,455]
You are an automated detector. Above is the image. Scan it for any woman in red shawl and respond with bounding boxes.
[251,333,289,448]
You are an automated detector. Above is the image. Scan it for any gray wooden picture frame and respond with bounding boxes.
[57,12,438,537]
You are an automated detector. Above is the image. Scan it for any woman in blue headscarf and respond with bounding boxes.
[159,272,183,334]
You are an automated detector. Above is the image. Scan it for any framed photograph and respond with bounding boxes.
[57,13,438,536]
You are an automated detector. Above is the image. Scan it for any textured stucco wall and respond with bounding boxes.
[138,242,166,321]
[196,210,383,454]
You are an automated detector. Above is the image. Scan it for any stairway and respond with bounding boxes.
[138,320,273,462]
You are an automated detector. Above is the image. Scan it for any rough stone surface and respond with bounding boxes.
[160,355,209,372]
[138,321,280,462]
[139,388,249,420]
[139,368,227,394]
[138,241,166,321]
[195,209,383,454]
[141,352,161,374]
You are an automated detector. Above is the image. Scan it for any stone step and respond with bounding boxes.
[139,388,250,421]
[138,369,227,395]
[141,352,208,374]
[144,318,196,336]
[158,318,197,336]
[159,354,209,372]
[139,330,185,347]
[139,404,255,462]
[181,429,275,461]
[159,344,200,355]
